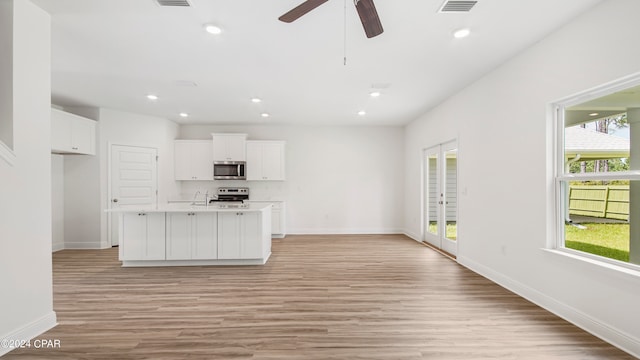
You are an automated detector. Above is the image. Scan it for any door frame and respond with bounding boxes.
[421,139,459,257]
[107,143,159,247]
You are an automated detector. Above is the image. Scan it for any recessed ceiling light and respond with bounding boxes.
[205,24,222,35]
[357,110,366,116]
[370,91,381,97]
[453,28,471,39]
[589,112,600,116]
[179,112,189,118]
[147,94,158,101]
[261,113,270,118]
[251,98,262,103]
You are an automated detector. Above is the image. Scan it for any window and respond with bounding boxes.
[555,74,640,269]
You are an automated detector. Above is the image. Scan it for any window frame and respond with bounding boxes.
[553,73,640,273]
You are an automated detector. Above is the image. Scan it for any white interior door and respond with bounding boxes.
[423,140,458,256]
[109,145,158,246]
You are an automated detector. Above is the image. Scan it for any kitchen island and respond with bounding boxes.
[109,203,271,267]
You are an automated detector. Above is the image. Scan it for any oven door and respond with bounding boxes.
[214,162,246,180]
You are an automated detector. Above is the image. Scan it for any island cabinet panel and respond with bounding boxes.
[245,201,285,237]
[246,141,285,181]
[217,212,263,259]
[121,212,165,261]
[212,133,247,161]
[166,212,217,260]
[192,213,218,259]
[174,140,214,181]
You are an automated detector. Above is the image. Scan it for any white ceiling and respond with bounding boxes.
[31,0,602,126]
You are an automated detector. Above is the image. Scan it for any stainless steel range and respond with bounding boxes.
[213,187,249,204]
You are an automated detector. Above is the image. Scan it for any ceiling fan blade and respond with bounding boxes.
[355,0,383,38]
[279,0,330,23]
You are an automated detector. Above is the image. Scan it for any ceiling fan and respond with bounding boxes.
[279,0,384,38]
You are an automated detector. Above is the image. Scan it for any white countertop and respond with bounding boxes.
[107,203,271,213]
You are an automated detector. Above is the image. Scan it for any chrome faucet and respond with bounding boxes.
[204,190,210,207]
[192,190,201,204]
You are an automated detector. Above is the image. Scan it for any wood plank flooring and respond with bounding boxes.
[5,234,635,359]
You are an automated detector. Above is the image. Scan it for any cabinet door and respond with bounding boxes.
[174,142,192,180]
[71,119,95,155]
[261,142,285,180]
[51,110,72,152]
[192,212,217,259]
[217,212,241,259]
[212,134,246,161]
[190,141,214,180]
[271,208,281,234]
[212,136,228,161]
[122,212,165,260]
[166,213,192,260]
[245,142,262,181]
[51,109,96,155]
[227,136,246,161]
[240,212,262,259]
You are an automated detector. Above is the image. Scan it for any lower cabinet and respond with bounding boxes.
[217,211,263,259]
[166,212,218,260]
[121,212,166,261]
[245,201,286,237]
[118,209,270,264]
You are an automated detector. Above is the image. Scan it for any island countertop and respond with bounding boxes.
[107,202,271,213]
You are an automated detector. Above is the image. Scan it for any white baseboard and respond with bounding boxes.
[288,228,404,235]
[52,242,64,252]
[457,255,640,359]
[403,231,421,241]
[0,311,57,357]
[62,241,109,250]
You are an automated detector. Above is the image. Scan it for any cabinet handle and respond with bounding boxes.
[72,147,78,150]
[138,213,146,216]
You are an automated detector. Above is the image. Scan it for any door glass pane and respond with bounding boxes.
[427,152,438,236]
[444,148,457,241]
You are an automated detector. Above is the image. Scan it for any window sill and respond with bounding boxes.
[0,140,16,166]
[542,248,640,279]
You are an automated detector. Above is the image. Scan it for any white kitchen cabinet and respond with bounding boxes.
[120,212,165,261]
[212,133,247,161]
[245,201,286,238]
[166,212,217,260]
[246,141,286,181]
[174,140,214,181]
[217,211,270,259]
[51,108,96,155]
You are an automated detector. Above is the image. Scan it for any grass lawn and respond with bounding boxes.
[565,223,629,262]
[428,223,457,240]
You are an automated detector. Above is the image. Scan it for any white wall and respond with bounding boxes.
[0,0,12,150]
[403,0,640,356]
[98,108,180,246]
[59,108,179,249]
[0,0,56,355]
[51,154,64,251]
[179,125,404,234]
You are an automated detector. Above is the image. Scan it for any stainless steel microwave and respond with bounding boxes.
[213,161,246,180]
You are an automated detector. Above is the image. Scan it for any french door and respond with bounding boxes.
[423,140,458,256]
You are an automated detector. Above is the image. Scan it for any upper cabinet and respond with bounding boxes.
[174,140,214,181]
[246,140,286,181]
[51,108,96,155]
[212,133,247,161]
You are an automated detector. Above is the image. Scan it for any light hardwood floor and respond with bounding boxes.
[6,234,635,359]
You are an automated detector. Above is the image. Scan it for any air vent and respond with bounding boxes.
[439,1,477,12]
[155,0,191,7]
